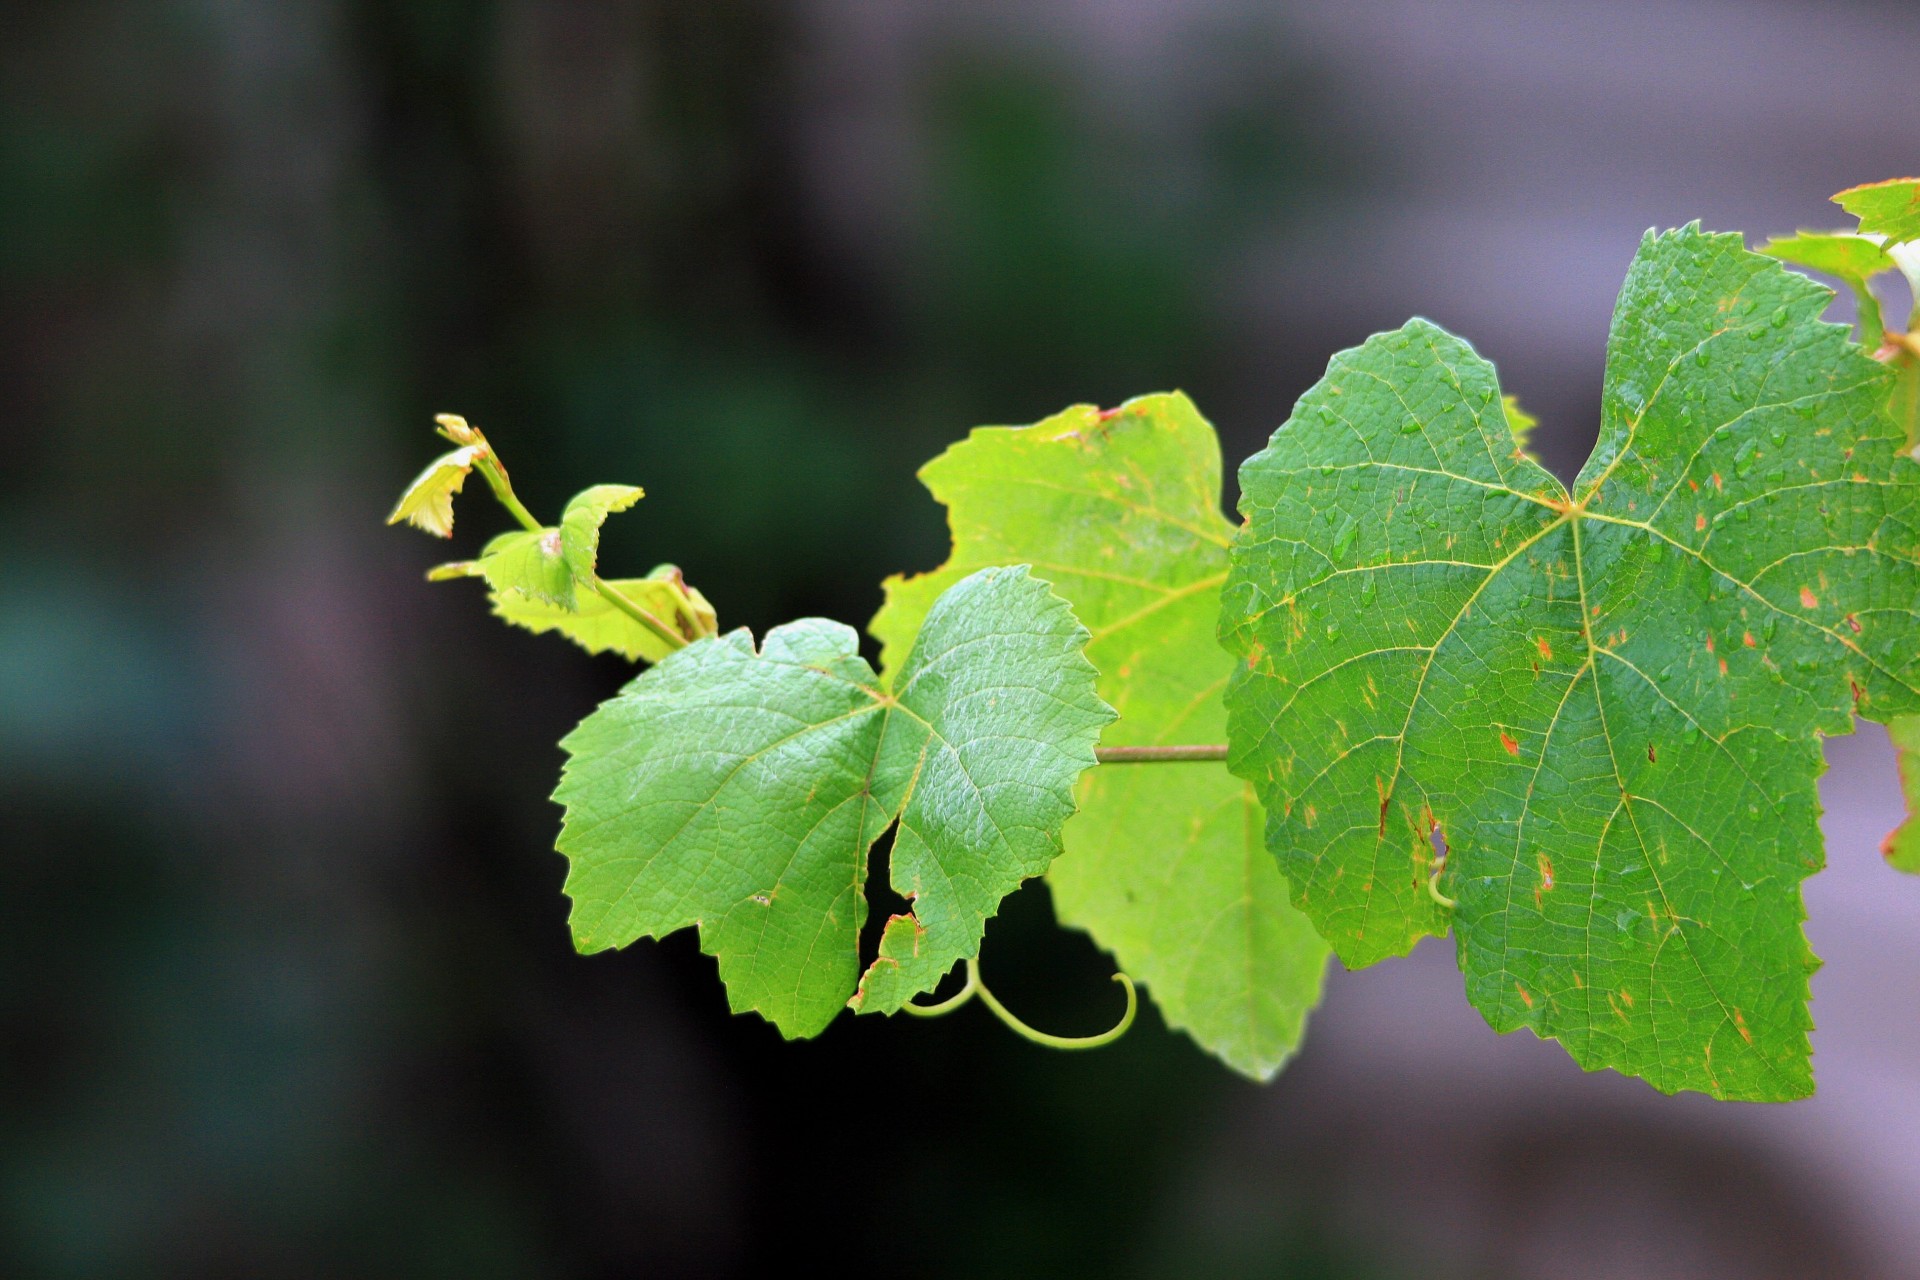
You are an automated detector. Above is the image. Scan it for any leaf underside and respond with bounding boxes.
[554,566,1113,1038]
[872,393,1331,1081]
[1221,224,1920,1100]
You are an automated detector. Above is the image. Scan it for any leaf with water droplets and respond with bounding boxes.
[1221,224,1920,1100]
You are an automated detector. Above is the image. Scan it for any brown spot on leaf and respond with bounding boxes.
[1516,984,1534,1009]
[1536,636,1552,659]
[1742,631,1756,648]
[1500,731,1520,756]
[1696,513,1707,531]
[1800,586,1819,609]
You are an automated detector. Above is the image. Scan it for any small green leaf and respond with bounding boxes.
[1222,224,1920,1100]
[1884,716,1920,875]
[492,566,713,662]
[559,484,645,585]
[1758,231,1896,284]
[387,445,482,538]
[425,560,480,582]
[1833,178,1920,246]
[554,566,1113,1037]
[478,528,573,607]
[872,394,1330,1079]
[1502,394,1539,457]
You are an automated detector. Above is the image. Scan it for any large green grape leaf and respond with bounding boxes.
[1221,224,1920,1099]
[871,393,1330,1080]
[554,565,1113,1037]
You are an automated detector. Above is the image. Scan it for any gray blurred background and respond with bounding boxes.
[3,2,1917,1276]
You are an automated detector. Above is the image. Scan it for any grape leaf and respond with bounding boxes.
[1759,232,1897,285]
[1833,178,1920,247]
[559,483,644,583]
[871,394,1330,1079]
[1221,224,1920,1099]
[1883,717,1920,875]
[492,565,716,662]
[478,528,574,607]
[387,445,482,537]
[554,565,1114,1037]
[1502,395,1538,457]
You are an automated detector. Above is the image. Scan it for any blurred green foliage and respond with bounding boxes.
[0,3,1371,1276]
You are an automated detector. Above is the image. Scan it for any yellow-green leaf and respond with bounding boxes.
[387,445,482,538]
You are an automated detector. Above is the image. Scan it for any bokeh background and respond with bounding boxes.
[4,2,1919,1276]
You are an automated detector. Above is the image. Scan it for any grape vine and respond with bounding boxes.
[391,177,1920,1100]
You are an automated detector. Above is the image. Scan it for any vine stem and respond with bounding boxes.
[592,574,690,652]
[903,957,1137,1048]
[970,959,1136,1050]
[474,453,545,534]
[1095,744,1228,763]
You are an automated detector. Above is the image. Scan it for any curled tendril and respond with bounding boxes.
[904,956,1137,1050]
[900,966,979,1018]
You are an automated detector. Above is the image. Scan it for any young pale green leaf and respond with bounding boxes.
[1883,716,1920,875]
[554,566,1113,1037]
[1758,232,1897,285]
[871,394,1329,1079]
[387,445,482,537]
[478,528,574,608]
[1889,242,1920,309]
[559,484,645,584]
[492,566,714,662]
[1502,395,1538,457]
[1833,178,1920,247]
[1222,224,1920,1100]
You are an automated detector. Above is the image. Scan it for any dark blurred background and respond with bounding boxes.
[4,2,1919,1276]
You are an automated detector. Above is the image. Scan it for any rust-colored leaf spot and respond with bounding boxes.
[1704,633,1715,653]
[1733,1008,1753,1045]
[1647,743,1658,763]
[1536,635,1552,660]
[1742,631,1756,648]
[1799,586,1819,609]
[1687,477,1700,492]
[1711,472,1722,490]
[1534,853,1555,907]
[1846,612,1862,633]
[1695,512,1707,531]
[1500,731,1520,756]
[1718,658,1728,677]
[1620,989,1636,1008]
[1516,983,1534,1009]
